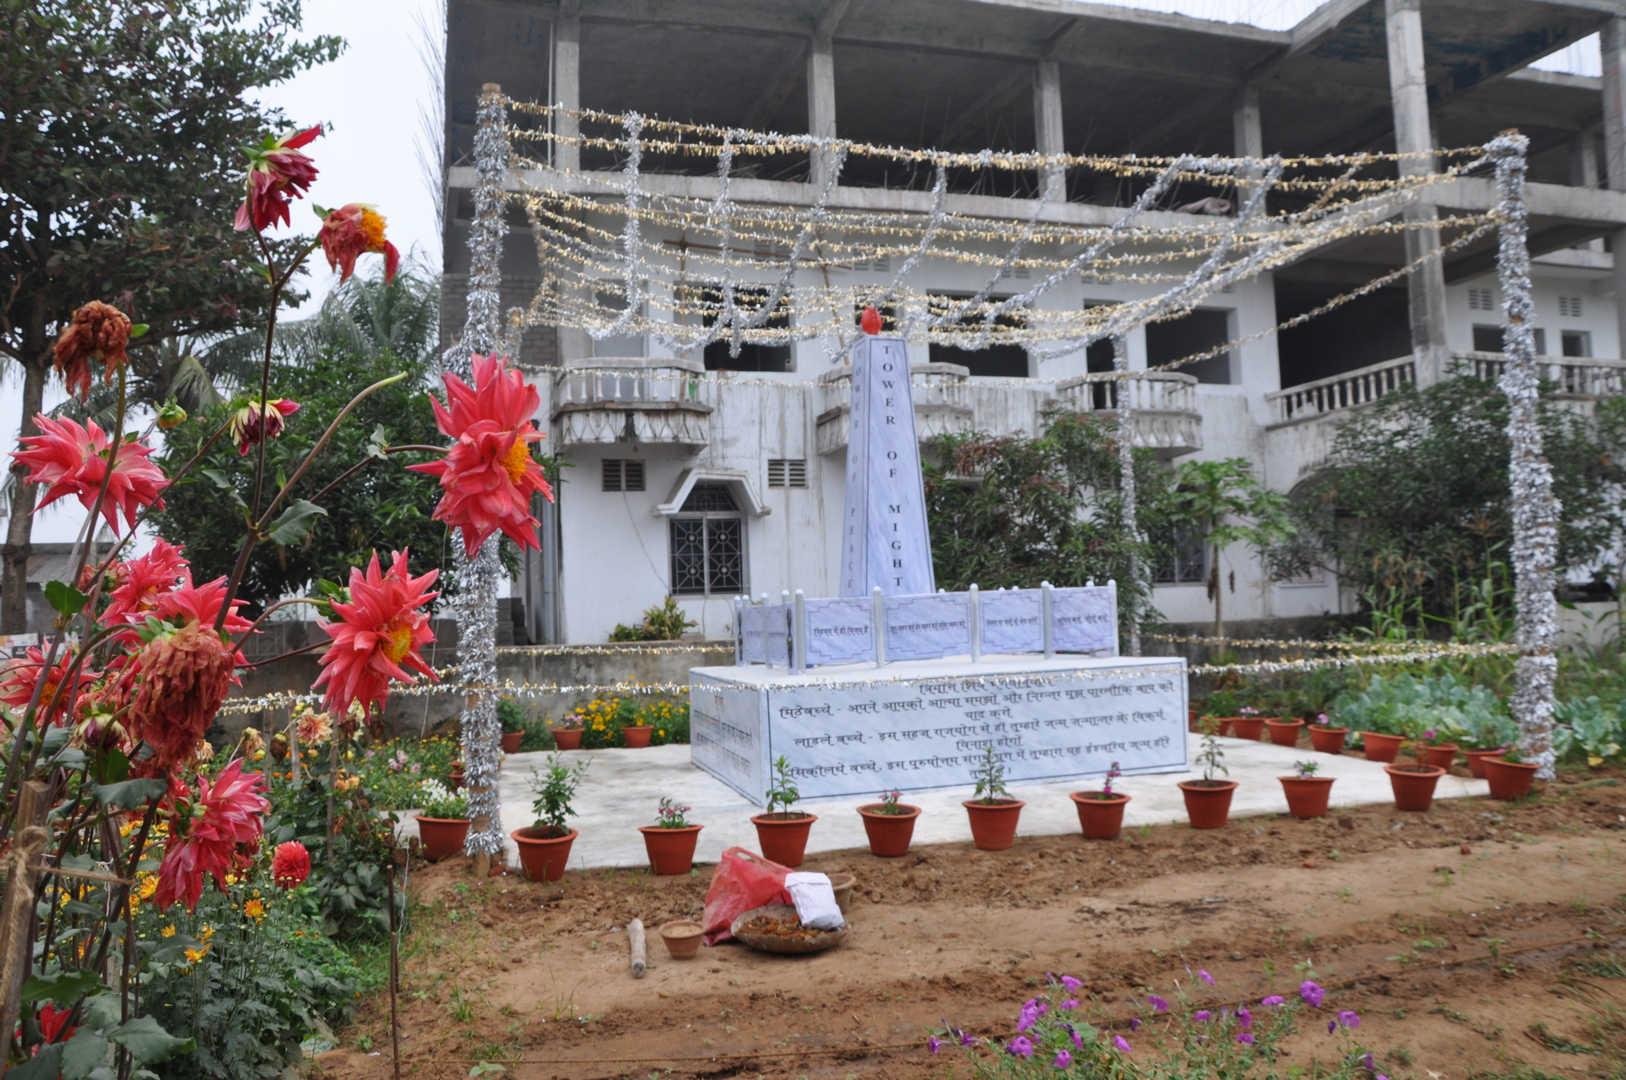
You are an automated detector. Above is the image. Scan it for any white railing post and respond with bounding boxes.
[1041,581,1055,659]
[792,589,807,675]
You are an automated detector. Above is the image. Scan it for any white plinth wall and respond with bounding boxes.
[690,654,1189,806]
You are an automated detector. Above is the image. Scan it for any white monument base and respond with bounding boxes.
[689,654,1188,806]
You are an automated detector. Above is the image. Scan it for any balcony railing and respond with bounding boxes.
[1265,356,1416,425]
[1047,371,1202,455]
[815,362,975,454]
[1456,351,1626,398]
[551,356,713,448]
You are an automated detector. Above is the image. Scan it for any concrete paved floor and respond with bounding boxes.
[399,734,1490,873]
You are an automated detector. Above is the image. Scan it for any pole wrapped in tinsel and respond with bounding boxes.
[1488,130,1559,779]
[1113,334,1141,657]
[443,82,511,855]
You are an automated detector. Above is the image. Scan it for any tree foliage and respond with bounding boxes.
[0,0,343,628]
[922,413,1179,638]
[1167,457,1295,639]
[150,272,453,613]
[1282,376,1626,620]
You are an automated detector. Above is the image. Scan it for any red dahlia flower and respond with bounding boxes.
[12,415,167,534]
[0,646,97,726]
[312,549,439,717]
[36,1003,75,1044]
[408,353,554,557]
[272,840,311,889]
[318,204,400,284]
[155,760,269,913]
[100,539,189,627]
[234,125,322,232]
[128,623,238,773]
[229,397,300,455]
[53,301,132,400]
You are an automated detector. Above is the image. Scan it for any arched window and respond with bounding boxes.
[669,482,745,595]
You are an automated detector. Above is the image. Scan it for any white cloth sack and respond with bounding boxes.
[784,871,845,930]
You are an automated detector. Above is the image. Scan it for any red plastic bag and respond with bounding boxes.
[701,846,792,944]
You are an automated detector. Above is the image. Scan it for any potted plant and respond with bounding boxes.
[550,711,585,751]
[963,746,1024,850]
[751,756,817,867]
[1231,705,1267,741]
[1384,739,1446,812]
[1414,725,1459,771]
[415,781,470,861]
[856,789,922,857]
[512,753,588,882]
[498,698,526,754]
[1278,759,1335,820]
[1461,704,1519,778]
[619,699,654,748]
[1308,713,1349,754]
[1178,721,1237,829]
[1069,760,1130,840]
[1265,713,1304,747]
[1482,745,1540,801]
[1203,687,1244,736]
[1356,728,1405,763]
[639,795,703,874]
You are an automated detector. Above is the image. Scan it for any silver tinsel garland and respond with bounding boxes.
[1113,333,1141,657]
[1488,131,1560,779]
[442,84,511,855]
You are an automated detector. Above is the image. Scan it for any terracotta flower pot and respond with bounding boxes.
[751,812,817,867]
[1384,764,1445,811]
[1278,775,1336,820]
[1178,780,1237,828]
[415,815,470,861]
[447,767,464,791]
[1308,725,1349,754]
[1482,757,1540,801]
[621,725,654,748]
[1421,743,1459,771]
[1265,718,1304,747]
[1359,731,1405,763]
[659,921,704,960]
[962,799,1025,851]
[1231,716,1266,741]
[1068,791,1131,839]
[553,728,584,750]
[500,731,523,754]
[1209,717,1235,736]
[857,804,921,857]
[1465,748,1505,778]
[512,826,577,882]
[639,824,703,875]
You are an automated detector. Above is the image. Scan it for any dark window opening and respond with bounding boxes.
[928,292,1030,377]
[1146,308,1232,384]
[685,282,791,372]
[1152,520,1208,585]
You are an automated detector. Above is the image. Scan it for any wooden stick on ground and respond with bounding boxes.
[627,918,647,979]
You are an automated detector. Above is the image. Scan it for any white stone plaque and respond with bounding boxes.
[884,592,972,661]
[804,596,873,666]
[1052,586,1117,655]
[689,674,765,801]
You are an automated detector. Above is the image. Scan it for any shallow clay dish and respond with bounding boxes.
[729,903,848,955]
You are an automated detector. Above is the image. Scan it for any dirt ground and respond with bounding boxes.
[308,767,1626,1080]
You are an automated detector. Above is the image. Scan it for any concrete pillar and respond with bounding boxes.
[1570,127,1605,253]
[1384,0,1451,383]
[1232,85,1264,201]
[1601,18,1626,358]
[554,2,581,173]
[1033,59,1065,202]
[808,34,838,187]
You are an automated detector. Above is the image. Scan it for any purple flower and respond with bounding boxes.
[1377,1075,1391,1080]
[1363,1053,1376,1072]
[1060,999,1079,1010]
[1299,980,1325,1008]
[1147,995,1169,1013]
[1069,1026,1083,1050]
[1008,1036,1034,1058]
[928,1036,942,1055]
[1236,1032,1255,1045]
[1237,1006,1253,1031]
[1060,975,1083,994]
[1129,1018,1142,1031]
[961,1030,976,1047]
[1328,1019,1338,1034]
[1053,1050,1073,1069]
[1261,995,1285,1007]
[1193,1010,1212,1022]
[1017,1000,1041,1033]
[1198,969,1215,986]
[1339,1010,1361,1030]
[1113,1035,1132,1053]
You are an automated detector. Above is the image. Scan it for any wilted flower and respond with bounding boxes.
[128,623,238,772]
[318,203,400,284]
[13,415,167,534]
[235,125,322,232]
[1128,1017,1141,1031]
[156,402,188,429]
[53,301,133,400]
[229,398,300,455]
[237,727,264,757]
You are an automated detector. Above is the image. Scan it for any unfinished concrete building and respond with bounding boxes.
[442,0,1626,644]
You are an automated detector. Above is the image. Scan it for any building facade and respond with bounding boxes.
[443,0,1626,644]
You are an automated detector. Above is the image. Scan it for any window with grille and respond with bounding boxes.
[601,459,645,492]
[669,482,745,595]
[767,459,807,488]
[1468,287,1495,311]
[1558,295,1583,318]
[1152,520,1209,585]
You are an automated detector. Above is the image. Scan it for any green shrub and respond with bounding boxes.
[1552,696,1625,765]
[1330,672,1514,749]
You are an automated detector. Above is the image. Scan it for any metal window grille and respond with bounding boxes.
[1468,287,1495,311]
[767,459,807,488]
[601,459,645,492]
[669,482,745,595]
[1152,520,1208,585]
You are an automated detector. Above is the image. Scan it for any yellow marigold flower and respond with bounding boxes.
[161,925,176,938]
[184,946,206,965]
[136,874,158,901]
[243,897,265,920]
